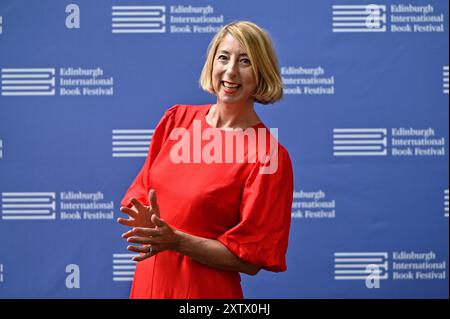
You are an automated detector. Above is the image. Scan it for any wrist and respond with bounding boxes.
[173,229,185,253]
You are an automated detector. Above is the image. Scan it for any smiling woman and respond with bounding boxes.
[200,21,283,106]
[118,21,294,299]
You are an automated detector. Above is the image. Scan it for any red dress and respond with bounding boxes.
[121,104,293,299]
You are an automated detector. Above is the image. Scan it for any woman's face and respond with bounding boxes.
[212,33,257,106]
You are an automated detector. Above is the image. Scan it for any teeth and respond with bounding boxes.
[223,81,239,89]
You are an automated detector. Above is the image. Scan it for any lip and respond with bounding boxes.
[222,80,240,86]
[221,81,241,94]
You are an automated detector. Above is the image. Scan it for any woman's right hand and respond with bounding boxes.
[117,189,160,229]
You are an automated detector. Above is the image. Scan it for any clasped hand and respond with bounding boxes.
[117,189,180,262]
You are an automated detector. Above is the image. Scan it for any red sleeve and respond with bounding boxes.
[217,145,294,272]
[120,105,178,207]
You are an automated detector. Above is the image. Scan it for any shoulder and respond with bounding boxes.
[158,104,209,127]
[277,143,292,163]
[257,126,292,166]
[268,142,293,176]
[164,104,210,118]
[278,143,293,177]
[153,104,207,128]
[244,129,293,178]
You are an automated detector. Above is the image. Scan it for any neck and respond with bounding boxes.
[207,100,260,129]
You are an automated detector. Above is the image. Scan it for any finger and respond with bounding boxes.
[117,218,137,227]
[121,230,133,239]
[120,206,138,219]
[132,227,162,237]
[127,236,154,245]
[127,245,151,253]
[130,197,146,211]
[133,252,153,262]
[149,189,160,214]
[151,214,165,228]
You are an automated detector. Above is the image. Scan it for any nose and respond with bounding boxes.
[224,59,238,79]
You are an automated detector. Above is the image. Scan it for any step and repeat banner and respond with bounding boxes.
[0,0,448,298]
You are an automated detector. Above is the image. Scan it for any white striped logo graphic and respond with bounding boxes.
[112,253,137,281]
[334,252,389,280]
[0,264,3,283]
[112,5,166,33]
[0,16,3,34]
[1,192,56,220]
[1,68,55,96]
[443,66,449,94]
[0,139,3,159]
[112,129,153,157]
[332,4,386,33]
[444,189,449,218]
[333,128,387,156]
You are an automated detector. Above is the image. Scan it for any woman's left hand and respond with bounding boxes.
[122,214,181,262]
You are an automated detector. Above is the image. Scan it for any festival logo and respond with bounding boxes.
[334,251,448,286]
[333,127,446,157]
[112,5,166,33]
[112,253,137,282]
[1,68,55,96]
[112,129,153,158]
[292,190,336,219]
[1,192,56,220]
[282,66,335,95]
[445,189,449,218]
[0,191,114,221]
[333,4,445,33]
[333,128,388,156]
[443,66,449,94]
[111,4,224,34]
[334,252,389,281]
[0,67,114,97]
[332,4,387,33]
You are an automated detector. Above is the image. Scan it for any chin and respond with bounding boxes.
[219,97,242,105]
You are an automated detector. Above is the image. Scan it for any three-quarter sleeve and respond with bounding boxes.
[217,146,294,272]
[120,105,178,207]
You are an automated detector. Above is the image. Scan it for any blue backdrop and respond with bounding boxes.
[0,0,448,298]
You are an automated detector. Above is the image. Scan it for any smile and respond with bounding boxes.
[222,81,241,89]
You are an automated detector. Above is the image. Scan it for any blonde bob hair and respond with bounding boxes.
[199,21,283,105]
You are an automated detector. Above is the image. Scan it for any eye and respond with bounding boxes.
[240,58,251,65]
[217,54,228,61]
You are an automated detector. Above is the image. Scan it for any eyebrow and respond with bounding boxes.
[218,50,249,57]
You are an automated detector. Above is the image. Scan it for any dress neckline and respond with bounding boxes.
[202,104,265,132]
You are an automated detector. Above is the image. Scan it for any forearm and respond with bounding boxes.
[174,229,261,276]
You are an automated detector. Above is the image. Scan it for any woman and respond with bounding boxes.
[118,21,294,299]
